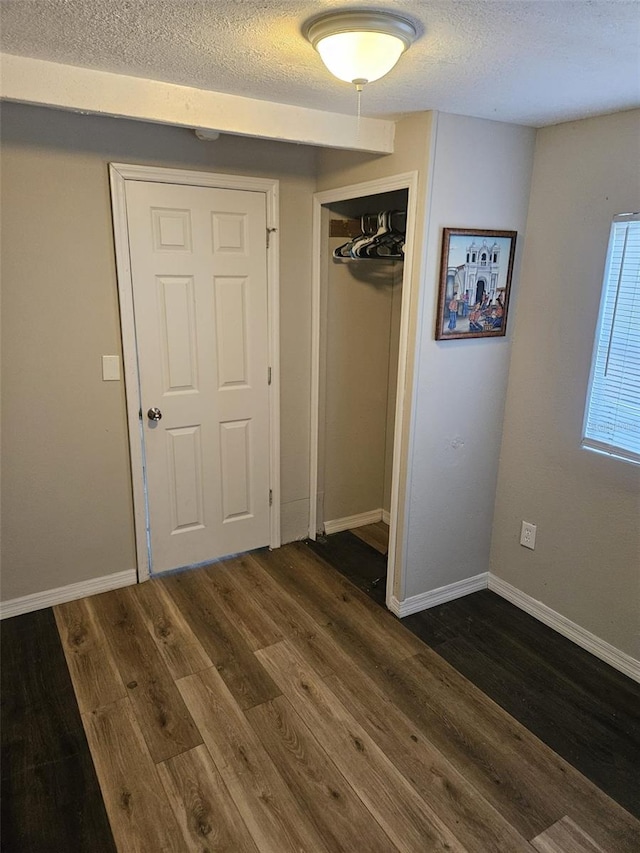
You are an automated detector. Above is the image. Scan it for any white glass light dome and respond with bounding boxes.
[304,11,416,86]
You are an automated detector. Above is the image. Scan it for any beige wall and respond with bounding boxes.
[1,102,316,601]
[321,234,398,523]
[316,112,433,193]
[403,113,536,599]
[490,110,640,657]
[383,271,403,514]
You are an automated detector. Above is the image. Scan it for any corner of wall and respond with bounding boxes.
[488,109,640,660]
[403,112,536,601]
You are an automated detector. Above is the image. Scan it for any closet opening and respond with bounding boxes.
[309,174,419,611]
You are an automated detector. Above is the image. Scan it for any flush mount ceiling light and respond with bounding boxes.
[304,10,416,90]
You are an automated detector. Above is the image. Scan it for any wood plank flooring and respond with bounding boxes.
[531,817,607,853]
[350,520,389,555]
[2,534,640,853]
[309,529,640,818]
[1,608,116,852]
[313,528,389,605]
[38,542,640,853]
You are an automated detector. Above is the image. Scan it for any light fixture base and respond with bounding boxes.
[303,10,417,51]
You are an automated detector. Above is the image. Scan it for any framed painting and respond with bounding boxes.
[435,228,517,340]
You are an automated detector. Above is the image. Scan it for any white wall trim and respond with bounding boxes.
[324,509,383,535]
[488,575,640,683]
[109,164,151,583]
[389,573,488,617]
[382,509,391,525]
[399,111,439,604]
[0,53,395,154]
[387,568,639,682]
[0,570,136,620]
[308,192,323,542]
[109,163,281,581]
[309,171,420,617]
[265,178,282,552]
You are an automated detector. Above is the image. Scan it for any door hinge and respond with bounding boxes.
[269,489,273,506]
[266,227,277,249]
[268,366,272,385]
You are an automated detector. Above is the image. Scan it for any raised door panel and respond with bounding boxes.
[214,276,249,390]
[167,426,204,533]
[151,208,192,252]
[220,419,252,522]
[157,276,199,394]
[212,211,247,254]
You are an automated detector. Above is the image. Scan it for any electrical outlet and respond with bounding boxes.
[520,521,537,550]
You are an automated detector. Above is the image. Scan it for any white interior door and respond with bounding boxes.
[124,180,272,574]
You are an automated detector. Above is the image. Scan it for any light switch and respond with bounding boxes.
[102,355,121,381]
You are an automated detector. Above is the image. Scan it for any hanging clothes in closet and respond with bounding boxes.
[333,210,406,260]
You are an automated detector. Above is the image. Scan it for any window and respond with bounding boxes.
[583,213,640,465]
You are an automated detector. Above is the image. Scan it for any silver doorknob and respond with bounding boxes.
[147,407,163,421]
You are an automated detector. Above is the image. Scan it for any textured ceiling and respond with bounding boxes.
[1,0,639,127]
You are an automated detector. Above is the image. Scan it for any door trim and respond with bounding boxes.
[109,163,281,582]
[309,172,419,611]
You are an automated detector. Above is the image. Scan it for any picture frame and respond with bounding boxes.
[435,228,517,340]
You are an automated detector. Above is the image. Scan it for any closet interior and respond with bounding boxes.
[316,188,409,570]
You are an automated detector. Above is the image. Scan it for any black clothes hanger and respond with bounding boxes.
[334,213,378,258]
[333,210,405,261]
[362,210,405,258]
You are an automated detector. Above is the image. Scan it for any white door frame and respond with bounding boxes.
[109,163,281,582]
[309,171,419,610]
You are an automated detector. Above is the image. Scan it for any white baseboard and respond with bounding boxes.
[324,509,383,535]
[387,569,639,683]
[389,573,488,617]
[488,575,640,683]
[0,569,137,620]
[382,509,391,525]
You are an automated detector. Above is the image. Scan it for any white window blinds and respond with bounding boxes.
[583,213,640,465]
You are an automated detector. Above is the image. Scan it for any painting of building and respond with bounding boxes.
[438,230,517,339]
[446,237,505,306]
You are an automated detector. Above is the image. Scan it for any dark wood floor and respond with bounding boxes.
[0,608,116,852]
[308,530,640,818]
[1,537,639,851]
